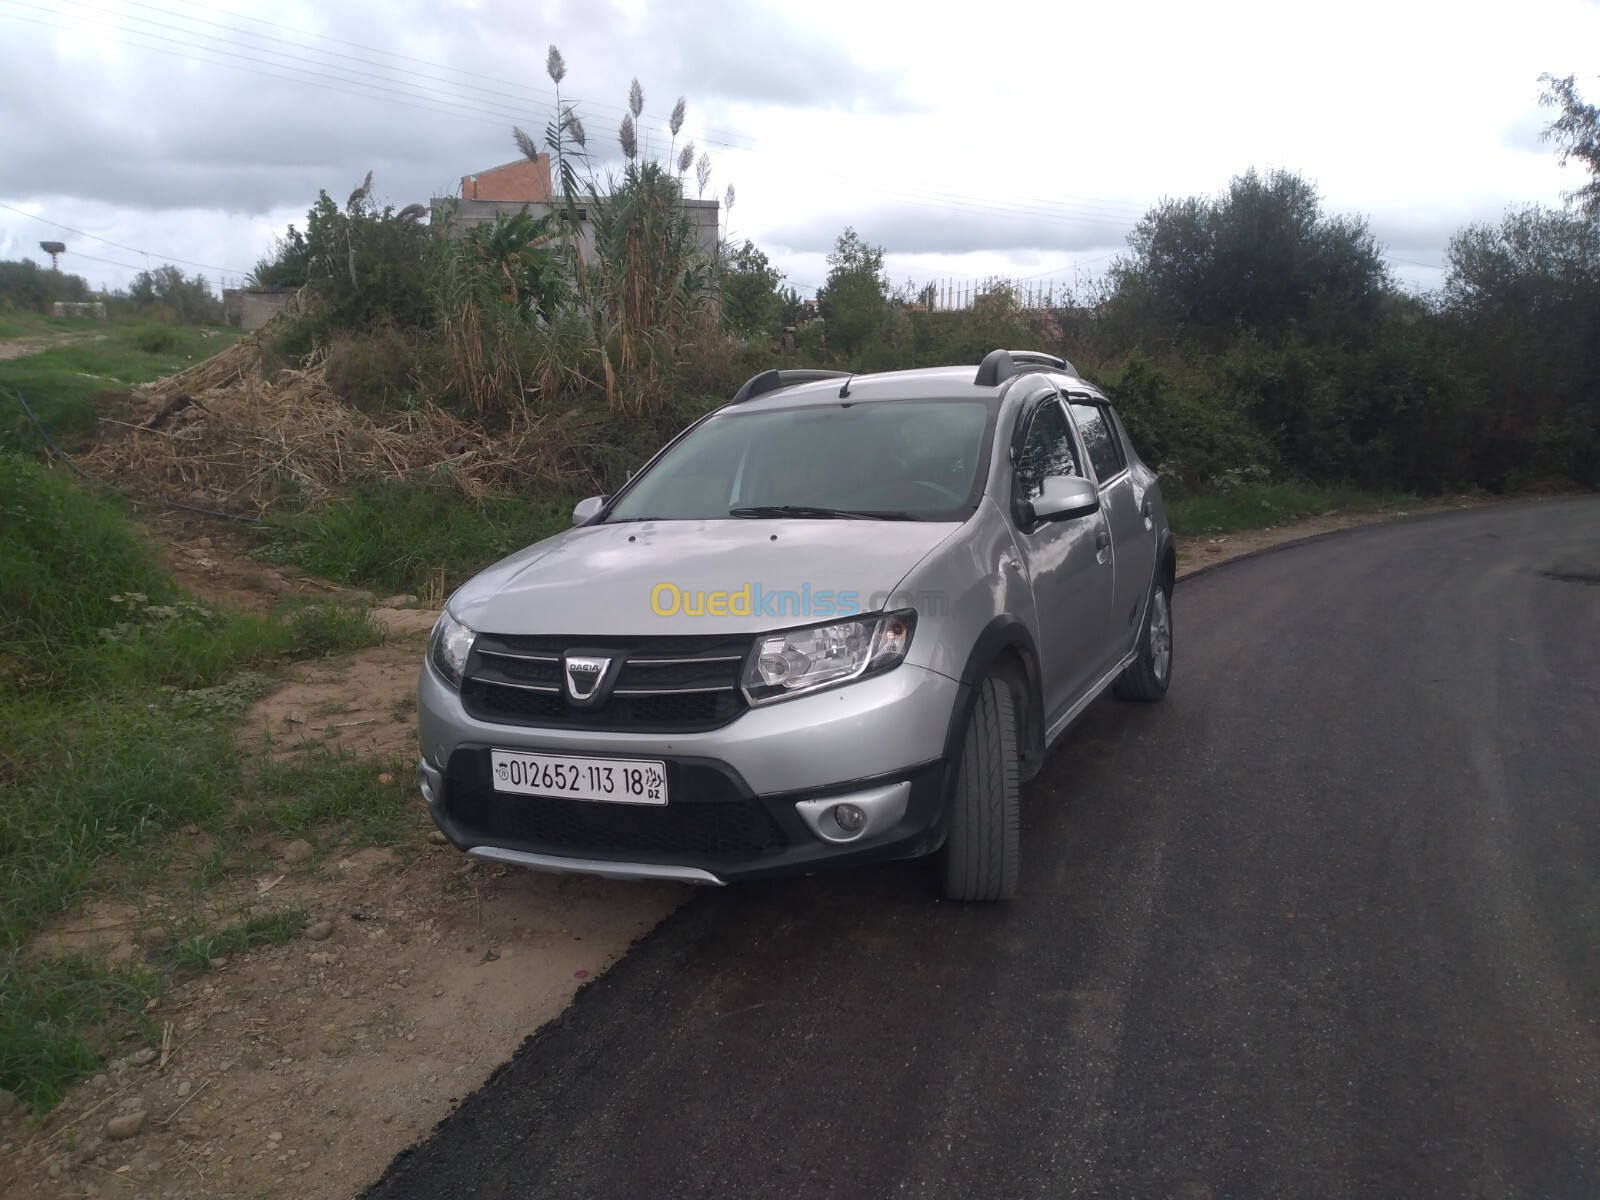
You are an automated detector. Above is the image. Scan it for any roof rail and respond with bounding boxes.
[728,368,853,406]
[974,349,1079,387]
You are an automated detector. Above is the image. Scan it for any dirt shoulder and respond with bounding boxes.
[0,330,105,361]
[3,846,680,1199]
[1172,492,1521,578]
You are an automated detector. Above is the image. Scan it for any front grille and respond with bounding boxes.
[462,632,752,732]
[448,783,788,861]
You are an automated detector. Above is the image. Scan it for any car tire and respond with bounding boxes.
[938,675,1020,902]
[1114,576,1173,702]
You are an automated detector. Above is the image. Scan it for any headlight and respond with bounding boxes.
[427,610,475,689]
[742,611,916,705]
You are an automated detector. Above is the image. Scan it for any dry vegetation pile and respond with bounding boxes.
[80,339,570,515]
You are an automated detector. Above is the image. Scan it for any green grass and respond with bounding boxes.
[0,320,243,452]
[0,313,98,340]
[170,906,308,972]
[0,454,416,1111]
[257,477,575,595]
[0,951,158,1112]
[1165,482,1419,535]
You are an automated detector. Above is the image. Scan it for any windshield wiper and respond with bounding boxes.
[728,505,915,521]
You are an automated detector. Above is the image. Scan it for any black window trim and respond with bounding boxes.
[1007,386,1088,530]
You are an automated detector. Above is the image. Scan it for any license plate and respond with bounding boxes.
[489,750,668,805]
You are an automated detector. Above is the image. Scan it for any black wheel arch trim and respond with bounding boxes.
[941,616,1046,815]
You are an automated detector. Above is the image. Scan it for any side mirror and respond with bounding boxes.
[1029,476,1099,523]
[571,495,607,526]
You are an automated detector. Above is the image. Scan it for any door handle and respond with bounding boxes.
[1140,497,1153,531]
[1094,530,1111,565]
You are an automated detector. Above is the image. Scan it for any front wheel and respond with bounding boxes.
[1113,578,1173,702]
[938,676,1020,902]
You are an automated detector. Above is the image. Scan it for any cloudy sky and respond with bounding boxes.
[2,0,1598,301]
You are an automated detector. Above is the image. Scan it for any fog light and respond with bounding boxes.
[832,803,866,835]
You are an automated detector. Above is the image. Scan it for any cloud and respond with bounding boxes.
[620,0,913,113]
[0,0,904,218]
[761,205,1135,258]
[1367,203,1517,264]
[1501,108,1552,154]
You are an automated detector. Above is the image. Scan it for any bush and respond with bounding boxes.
[133,323,180,353]
[323,328,418,411]
[0,453,176,659]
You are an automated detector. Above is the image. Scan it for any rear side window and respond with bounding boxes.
[1013,400,1081,503]
[1068,401,1126,482]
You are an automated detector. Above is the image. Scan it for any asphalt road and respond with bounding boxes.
[365,499,1600,1200]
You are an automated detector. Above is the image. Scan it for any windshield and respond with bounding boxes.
[606,399,994,522]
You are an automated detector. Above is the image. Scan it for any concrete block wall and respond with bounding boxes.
[222,288,300,330]
[52,301,107,320]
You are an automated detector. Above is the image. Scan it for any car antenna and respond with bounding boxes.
[839,373,854,399]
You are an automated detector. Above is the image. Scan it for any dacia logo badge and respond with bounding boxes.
[563,654,610,703]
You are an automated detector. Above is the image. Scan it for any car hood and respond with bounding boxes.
[450,519,958,636]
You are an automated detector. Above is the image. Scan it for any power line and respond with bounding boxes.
[0,3,1149,239]
[0,0,739,177]
[66,249,157,272]
[6,1,567,133]
[0,201,252,274]
[1383,254,1443,270]
[141,0,758,147]
[0,4,1156,265]
[21,0,753,155]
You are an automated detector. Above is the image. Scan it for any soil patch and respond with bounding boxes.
[240,643,425,764]
[0,331,105,361]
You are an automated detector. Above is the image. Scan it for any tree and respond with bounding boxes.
[1440,204,1600,486]
[293,181,433,333]
[0,260,90,312]
[250,225,312,288]
[126,264,221,324]
[1541,74,1600,220]
[1107,168,1390,345]
[719,240,785,340]
[817,226,889,356]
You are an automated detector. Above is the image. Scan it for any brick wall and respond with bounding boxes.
[462,156,552,202]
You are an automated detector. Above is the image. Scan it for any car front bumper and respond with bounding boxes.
[415,662,964,883]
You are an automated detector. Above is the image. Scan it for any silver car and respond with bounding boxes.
[417,349,1174,901]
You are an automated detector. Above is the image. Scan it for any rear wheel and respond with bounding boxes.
[938,676,1020,902]
[1114,577,1173,702]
